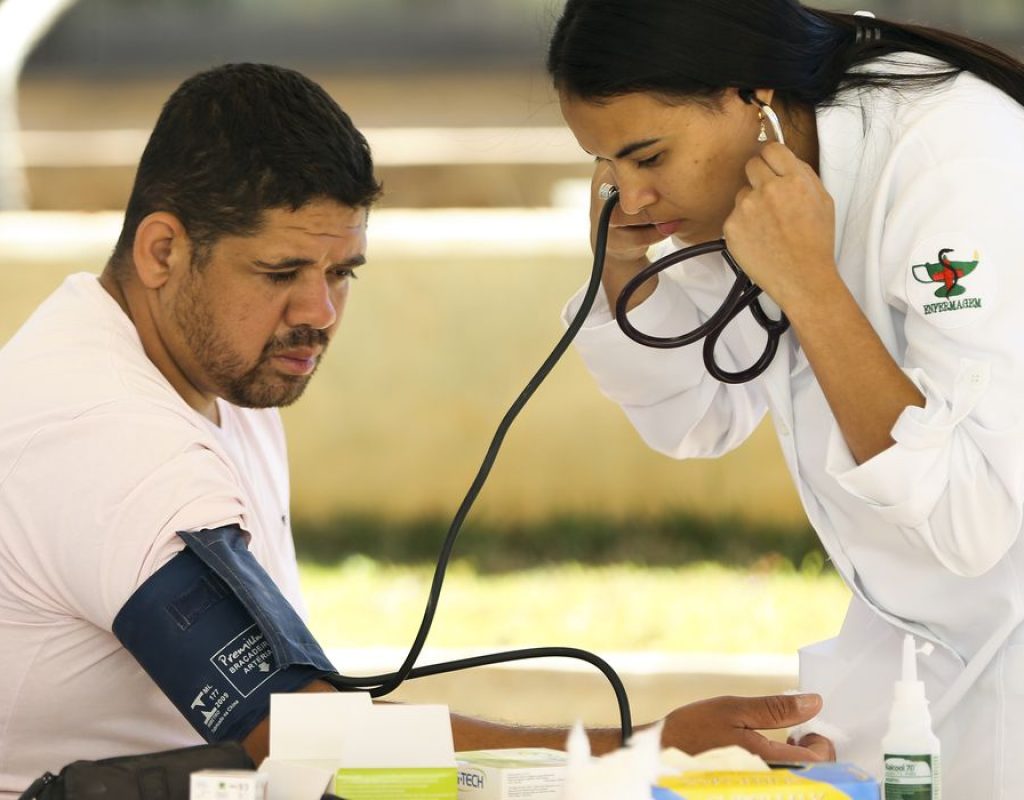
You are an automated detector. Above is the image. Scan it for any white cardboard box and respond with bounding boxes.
[259,693,457,800]
[190,769,268,800]
[456,749,567,800]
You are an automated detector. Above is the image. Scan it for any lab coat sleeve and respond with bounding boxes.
[563,246,769,459]
[825,156,1024,577]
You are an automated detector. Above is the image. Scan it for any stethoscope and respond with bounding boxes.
[319,95,794,747]
[596,94,790,384]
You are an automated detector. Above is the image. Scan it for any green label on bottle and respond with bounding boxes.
[884,753,939,799]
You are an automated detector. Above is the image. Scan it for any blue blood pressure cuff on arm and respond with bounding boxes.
[112,524,336,743]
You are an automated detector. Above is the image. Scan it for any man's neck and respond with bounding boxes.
[98,265,221,425]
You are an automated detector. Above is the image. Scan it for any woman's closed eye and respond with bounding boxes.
[636,151,665,168]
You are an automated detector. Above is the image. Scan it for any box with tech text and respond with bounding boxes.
[456,748,567,800]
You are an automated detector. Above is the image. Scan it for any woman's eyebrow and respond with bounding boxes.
[615,138,662,159]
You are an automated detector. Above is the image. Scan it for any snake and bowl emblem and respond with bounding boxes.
[911,248,980,298]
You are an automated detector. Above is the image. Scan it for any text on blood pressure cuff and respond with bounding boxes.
[112,525,336,742]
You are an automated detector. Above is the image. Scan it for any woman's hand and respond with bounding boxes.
[725,142,925,464]
[589,162,668,311]
[722,142,837,311]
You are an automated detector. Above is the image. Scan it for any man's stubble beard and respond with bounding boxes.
[172,268,328,409]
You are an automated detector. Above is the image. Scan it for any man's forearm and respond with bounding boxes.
[451,713,624,755]
[241,681,629,766]
[242,678,339,764]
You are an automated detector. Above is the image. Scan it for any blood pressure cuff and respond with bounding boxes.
[112,525,336,743]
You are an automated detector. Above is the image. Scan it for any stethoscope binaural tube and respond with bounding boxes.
[600,94,791,384]
[610,201,790,384]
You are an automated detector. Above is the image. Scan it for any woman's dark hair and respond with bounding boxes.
[547,0,1024,109]
[111,62,382,271]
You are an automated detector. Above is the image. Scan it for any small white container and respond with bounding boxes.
[190,769,269,800]
[881,634,941,799]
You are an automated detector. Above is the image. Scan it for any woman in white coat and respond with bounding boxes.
[547,1,1024,797]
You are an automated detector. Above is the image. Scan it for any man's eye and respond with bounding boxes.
[637,152,663,168]
[332,268,359,281]
[265,271,299,284]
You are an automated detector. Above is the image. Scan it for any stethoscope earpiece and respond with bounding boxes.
[740,88,786,146]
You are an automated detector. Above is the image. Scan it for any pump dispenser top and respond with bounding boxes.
[894,633,933,702]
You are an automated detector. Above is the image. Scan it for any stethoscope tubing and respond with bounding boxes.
[322,191,634,744]
[602,193,790,384]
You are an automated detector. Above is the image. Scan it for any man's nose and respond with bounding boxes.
[286,274,338,330]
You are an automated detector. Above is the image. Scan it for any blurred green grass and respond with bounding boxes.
[294,511,850,653]
[292,512,825,572]
[300,556,850,653]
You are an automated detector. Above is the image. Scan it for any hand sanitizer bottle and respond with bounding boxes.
[882,634,941,799]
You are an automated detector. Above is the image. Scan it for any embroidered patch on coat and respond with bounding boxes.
[906,234,993,329]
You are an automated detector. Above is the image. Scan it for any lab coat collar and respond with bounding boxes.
[816,93,871,259]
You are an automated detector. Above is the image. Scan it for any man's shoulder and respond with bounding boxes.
[0,397,222,489]
[0,272,193,425]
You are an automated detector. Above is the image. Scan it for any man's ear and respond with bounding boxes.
[131,212,191,290]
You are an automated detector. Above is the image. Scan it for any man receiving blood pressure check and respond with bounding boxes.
[0,63,825,798]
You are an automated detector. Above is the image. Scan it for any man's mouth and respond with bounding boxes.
[271,348,321,376]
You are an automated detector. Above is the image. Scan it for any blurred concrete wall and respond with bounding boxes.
[0,210,807,526]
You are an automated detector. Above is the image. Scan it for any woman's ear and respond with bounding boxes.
[131,212,190,290]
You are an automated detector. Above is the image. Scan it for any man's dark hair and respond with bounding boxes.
[110,63,382,272]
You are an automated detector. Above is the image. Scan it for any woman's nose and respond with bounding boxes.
[614,178,657,216]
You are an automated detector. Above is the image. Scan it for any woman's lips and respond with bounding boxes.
[654,220,684,237]
[617,219,687,237]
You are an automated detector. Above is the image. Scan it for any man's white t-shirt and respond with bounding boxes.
[0,274,307,798]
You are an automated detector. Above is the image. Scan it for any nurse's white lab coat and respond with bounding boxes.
[565,55,1024,799]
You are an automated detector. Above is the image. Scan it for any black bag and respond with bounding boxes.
[18,741,254,800]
